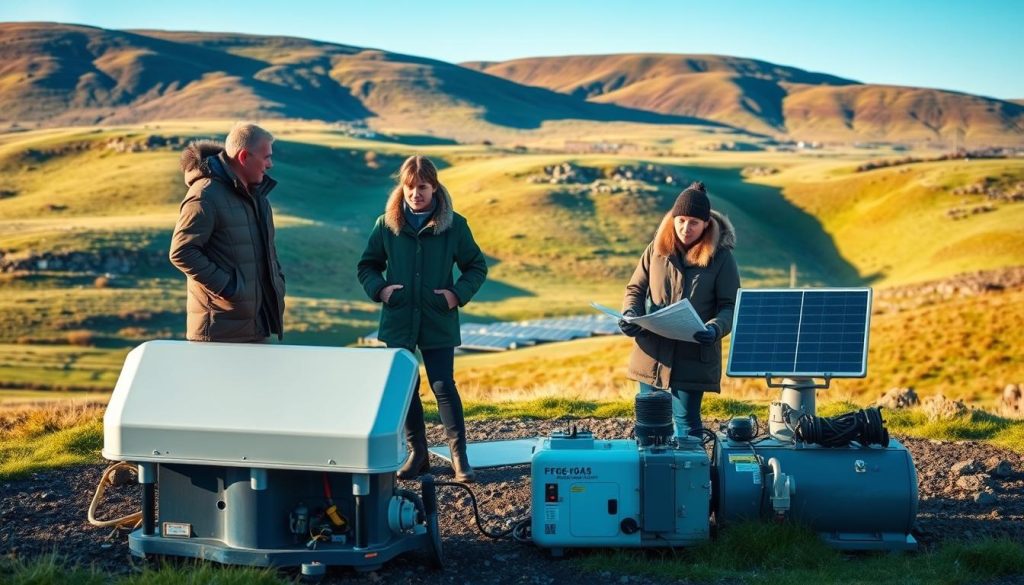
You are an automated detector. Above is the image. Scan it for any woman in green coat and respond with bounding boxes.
[620,181,740,440]
[357,155,487,482]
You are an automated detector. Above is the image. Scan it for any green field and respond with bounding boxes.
[0,122,1021,407]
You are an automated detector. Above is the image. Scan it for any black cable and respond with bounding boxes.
[434,481,532,542]
[746,441,768,519]
[698,427,718,468]
[793,406,889,447]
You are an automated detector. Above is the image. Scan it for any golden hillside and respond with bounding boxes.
[0,23,691,136]
[466,54,1024,145]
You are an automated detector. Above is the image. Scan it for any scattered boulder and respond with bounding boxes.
[955,474,992,492]
[983,456,1013,478]
[922,394,968,421]
[876,386,920,410]
[974,491,998,505]
[950,460,979,476]
[741,166,779,177]
[999,384,1023,418]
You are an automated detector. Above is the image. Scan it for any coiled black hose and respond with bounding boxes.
[793,406,889,447]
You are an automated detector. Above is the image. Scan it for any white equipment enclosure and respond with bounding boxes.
[102,341,443,571]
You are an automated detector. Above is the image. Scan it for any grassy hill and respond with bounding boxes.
[466,54,1024,146]
[3,25,1023,146]
[0,23,706,141]
[0,122,1021,405]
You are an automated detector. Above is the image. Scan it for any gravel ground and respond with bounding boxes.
[2,418,1023,584]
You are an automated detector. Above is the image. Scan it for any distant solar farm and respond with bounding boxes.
[359,314,622,352]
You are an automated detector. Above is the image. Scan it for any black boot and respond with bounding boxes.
[397,433,429,480]
[397,391,430,480]
[432,380,475,482]
[449,439,475,483]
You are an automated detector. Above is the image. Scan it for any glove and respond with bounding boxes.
[618,310,644,338]
[693,323,720,344]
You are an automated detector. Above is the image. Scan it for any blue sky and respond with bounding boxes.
[2,0,1021,99]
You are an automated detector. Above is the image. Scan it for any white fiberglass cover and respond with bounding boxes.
[102,341,418,473]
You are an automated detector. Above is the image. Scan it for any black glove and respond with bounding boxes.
[693,323,720,345]
[618,310,644,338]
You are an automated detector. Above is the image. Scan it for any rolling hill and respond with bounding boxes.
[2,24,1022,145]
[0,23,699,136]
[465,54,1024,145]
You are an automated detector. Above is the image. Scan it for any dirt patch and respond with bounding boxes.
[2,418,1023,583]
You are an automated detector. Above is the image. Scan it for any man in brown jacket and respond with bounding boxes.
[169,123,285,342]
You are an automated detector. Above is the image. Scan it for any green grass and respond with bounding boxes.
[0,402,105,478]
[4,531,1023,585]
[0,555,284,585]
[578,525,1024,585]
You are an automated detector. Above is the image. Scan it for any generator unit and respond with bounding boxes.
[530,287,919,554]
[102,341,443,572]
[531,391,711,554]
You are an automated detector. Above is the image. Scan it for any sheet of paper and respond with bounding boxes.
[591,300,706,343]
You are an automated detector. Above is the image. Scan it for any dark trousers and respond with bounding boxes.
[398,346,467,445]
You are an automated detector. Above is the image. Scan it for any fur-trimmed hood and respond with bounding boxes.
[180,140,226,188]
[653,209,736,268]
[180,140,276,196]
[383,185,454,235]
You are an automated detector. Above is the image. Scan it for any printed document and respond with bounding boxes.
[591,300,706,342]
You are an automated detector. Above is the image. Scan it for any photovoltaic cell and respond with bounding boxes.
[727,288,871,378]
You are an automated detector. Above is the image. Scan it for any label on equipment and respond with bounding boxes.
[734,463,759,472]
[570,485,586,493]
[545,507,559,523]
[728,454,758,463]
[162,522,191,538]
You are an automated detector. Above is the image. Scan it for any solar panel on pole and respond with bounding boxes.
[726,288,871,378]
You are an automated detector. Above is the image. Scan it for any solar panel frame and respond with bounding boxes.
[726,288,872,378]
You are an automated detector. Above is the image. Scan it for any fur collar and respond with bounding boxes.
[383,185,454,235]
[180,140,225,187]
[653,209,736,267]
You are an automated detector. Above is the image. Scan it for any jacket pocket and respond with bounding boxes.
[425,288,452,312]
[211,268,245,312]
[386,287,407,308]
[699,342,712,364]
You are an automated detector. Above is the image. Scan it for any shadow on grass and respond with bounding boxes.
[667,164,872,286]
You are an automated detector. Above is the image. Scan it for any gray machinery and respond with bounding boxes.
[530,287,918,554]
[102,341,443,573]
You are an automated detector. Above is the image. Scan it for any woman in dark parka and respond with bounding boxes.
[357,155,487,482]
[620,181,740,440]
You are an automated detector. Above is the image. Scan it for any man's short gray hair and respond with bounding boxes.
[225,123,274,158]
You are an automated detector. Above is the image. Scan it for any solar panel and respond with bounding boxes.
[726,288,871,378]
[359,313,621,352]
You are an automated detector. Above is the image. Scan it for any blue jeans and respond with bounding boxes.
[638,382,704,439]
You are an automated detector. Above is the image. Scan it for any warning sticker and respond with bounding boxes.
[570,485,586,493]
[728,454,758,463]
[162,522,191,538]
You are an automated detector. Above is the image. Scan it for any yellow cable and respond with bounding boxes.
[87,462,143,529]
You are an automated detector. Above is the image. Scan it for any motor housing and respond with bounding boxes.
[530,430,710,554]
